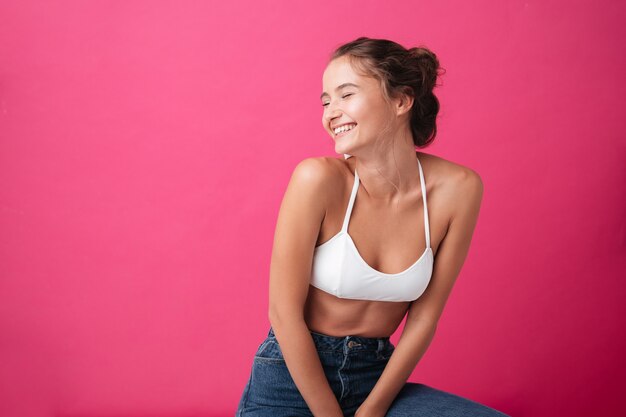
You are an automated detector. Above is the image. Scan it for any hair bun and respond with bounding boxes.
[407,47,443,91]
[408,47,436,60]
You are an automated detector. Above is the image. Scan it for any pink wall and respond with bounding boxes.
[1,1,624,416]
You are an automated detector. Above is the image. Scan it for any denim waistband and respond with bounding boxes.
[267,326,392,353]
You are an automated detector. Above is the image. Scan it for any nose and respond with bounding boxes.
[323,106,342,127]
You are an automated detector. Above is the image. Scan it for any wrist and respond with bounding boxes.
[356,400,388,417]
[313,401,343,417]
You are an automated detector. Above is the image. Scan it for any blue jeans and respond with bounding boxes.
[236,327,510,417]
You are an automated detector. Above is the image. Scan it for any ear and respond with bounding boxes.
[394,87,414,117]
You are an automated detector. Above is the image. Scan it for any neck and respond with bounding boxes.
[350,149,422,203]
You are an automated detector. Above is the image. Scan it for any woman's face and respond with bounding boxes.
[321,56,395,156]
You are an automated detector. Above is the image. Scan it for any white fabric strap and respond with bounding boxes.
[341,169,360,233]
[417,157,431,249]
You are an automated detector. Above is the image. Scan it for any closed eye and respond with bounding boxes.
[321,93,354,107]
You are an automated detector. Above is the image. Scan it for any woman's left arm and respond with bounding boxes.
[356,169,484,417]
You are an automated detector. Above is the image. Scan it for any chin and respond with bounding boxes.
[334,143,350,154]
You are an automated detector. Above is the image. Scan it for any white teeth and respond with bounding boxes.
[333,124,356,135]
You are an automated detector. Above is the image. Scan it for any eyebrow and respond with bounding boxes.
[320,83,360,100]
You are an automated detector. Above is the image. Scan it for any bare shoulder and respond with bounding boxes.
[419,151,482,185]
[419,152,483,201]
[287,156,347,206]
[290,155,346,185]
[277,155,348,237]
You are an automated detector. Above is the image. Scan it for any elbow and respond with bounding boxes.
[268,307,304,330]
[268,308,279,327]
[267,307,285,329]
[410,318,438,335]
[426,320,438,334]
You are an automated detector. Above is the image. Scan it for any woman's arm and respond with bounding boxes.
[357,168,484,417]
[267,158,344,417]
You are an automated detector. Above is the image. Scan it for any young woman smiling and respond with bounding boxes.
[236,37,509,417]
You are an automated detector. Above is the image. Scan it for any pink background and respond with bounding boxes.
[1,1,624,416]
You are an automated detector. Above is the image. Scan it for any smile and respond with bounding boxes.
[333,123,357,137]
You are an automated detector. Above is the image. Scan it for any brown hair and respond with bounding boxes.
[330,37,445,148]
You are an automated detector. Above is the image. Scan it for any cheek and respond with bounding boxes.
[348,97,365,113]
[350,101,375,124]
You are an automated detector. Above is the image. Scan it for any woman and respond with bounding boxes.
[236,37,509,417]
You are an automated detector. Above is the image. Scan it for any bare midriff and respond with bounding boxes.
[303,286,411,338]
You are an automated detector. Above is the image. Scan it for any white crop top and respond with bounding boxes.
[309,154,434,302]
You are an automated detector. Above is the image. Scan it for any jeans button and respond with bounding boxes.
[347,341,360,348]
